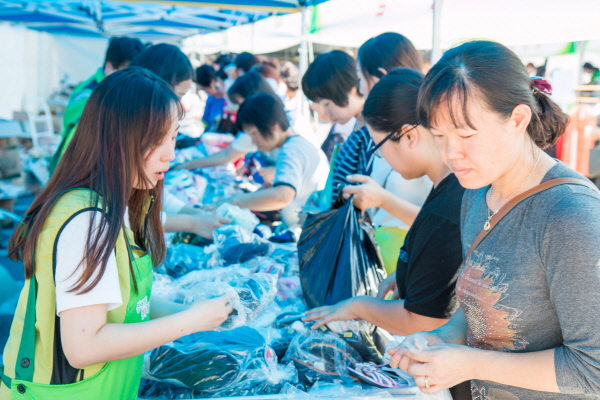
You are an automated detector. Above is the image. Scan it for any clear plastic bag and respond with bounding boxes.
[160,243,210,278]
[141,328,297,398]
[402,336,453,400]
[212,224,274,265]
[141,327,266,396]
[164,170,206,205]
[283,326,363,386]
[215,203,260,232]
[151,272,184,303]
[184,273,278,330]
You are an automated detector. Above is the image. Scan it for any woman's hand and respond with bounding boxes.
[189,212,231,238]
[185,295,234,332]
[302,298,360,329]
[258,166,276,185]
[202,197,235,212]
[398,343,476,394]
[377,271,399,299]
[388,332,447,370]
[342,175,389,211]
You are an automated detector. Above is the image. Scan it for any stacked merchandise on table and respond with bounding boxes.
[141,133,415,399]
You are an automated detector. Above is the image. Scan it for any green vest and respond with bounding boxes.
[0,189,153,399]
[50,68,105,175]
[61,68,104,137]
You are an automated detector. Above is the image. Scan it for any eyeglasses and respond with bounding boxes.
[371,125,417,158]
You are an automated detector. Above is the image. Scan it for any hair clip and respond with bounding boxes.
[530,76,552,95]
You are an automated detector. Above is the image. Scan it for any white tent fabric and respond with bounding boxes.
[185,0,600,54]
[0,22,107,119]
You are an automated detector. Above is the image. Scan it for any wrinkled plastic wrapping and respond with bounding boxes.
[160,243,211,278]
[141,327,298,398]
[185,273,278,330]
[215,203,260,232]
[298,197,386,309]
[401,336,453,400]
[145,159,416,398]
[164,170,208,206]
[283,327,363,386]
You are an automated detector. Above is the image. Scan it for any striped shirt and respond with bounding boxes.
[330,126,374,203]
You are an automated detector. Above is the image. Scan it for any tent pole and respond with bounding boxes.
[431,0,442,65]
[299,3,308,117]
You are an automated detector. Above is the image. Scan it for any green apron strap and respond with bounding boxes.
[15,269,37,382]
[0,365,12,389]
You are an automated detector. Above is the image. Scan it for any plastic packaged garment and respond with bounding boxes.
[213,346,298,397]
[141,327,297,398]
[174,265,253,297]
[164,170,207,205]
[160,243,211,278]
[283,326,363,386]
[348,363,413,389]
[171,144,206,167]
[212,225,274,265]
[213,224,262,249]
[402,336,453,400]
[298,196,385,309]
[171,232,213,247]
[277,276,303,303]
[152,272,185,303]
[216,203,260,232]
[319,321,383,365]
[279,381,393,400]
[185,273,278,330]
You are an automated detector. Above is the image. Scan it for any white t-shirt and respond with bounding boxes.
[164,191,186,214]
[55,211,130,315]
[369,157,433,230]
[230,132,257,153]
[273,135,330,229]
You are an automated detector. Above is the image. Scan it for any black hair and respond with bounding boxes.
[104,37,144,70]
[358,32,422,82]
[130,43,193,87]
[236,93,289,139]
[280,61,300,92]
[234,52,259,73]
[302,50,360,107]
[363,68,423,142]
[250,63,281,81]
[418,40,568,149]
[227,72,276,104]
[215,53,232,66]
[584,62,599,72]
[195,64,216,87]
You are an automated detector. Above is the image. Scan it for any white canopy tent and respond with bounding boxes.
[184,0,600,54]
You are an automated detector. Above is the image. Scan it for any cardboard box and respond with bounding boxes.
[0,148,22,179]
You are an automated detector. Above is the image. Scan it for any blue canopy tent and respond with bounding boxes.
[0,0,325,38]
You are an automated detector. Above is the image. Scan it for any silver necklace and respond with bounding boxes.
[484,150,542,231]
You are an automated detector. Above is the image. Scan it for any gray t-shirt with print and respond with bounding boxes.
[458,161,600,399]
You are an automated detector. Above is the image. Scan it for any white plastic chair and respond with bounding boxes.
[22,97,61,152]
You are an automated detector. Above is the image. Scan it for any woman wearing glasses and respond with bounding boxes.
[304,68,464,337]
[303,68,469,399]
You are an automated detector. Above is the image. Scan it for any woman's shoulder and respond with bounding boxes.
[50,189,103,219]
[537,161,600,203]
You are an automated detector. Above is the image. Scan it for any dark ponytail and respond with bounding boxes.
[362,68,423,141]
[529,90,568,148]
[417,40,568,149]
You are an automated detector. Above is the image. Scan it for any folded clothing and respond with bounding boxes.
[283,328,363,387]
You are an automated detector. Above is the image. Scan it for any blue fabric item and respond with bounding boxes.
[202,96,226,126]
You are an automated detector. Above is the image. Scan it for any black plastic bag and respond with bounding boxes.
[298,196,385,309]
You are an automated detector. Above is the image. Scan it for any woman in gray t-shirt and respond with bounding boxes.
[388,41,600,399]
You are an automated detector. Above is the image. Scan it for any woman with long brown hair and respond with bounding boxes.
[0,67,232,399]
